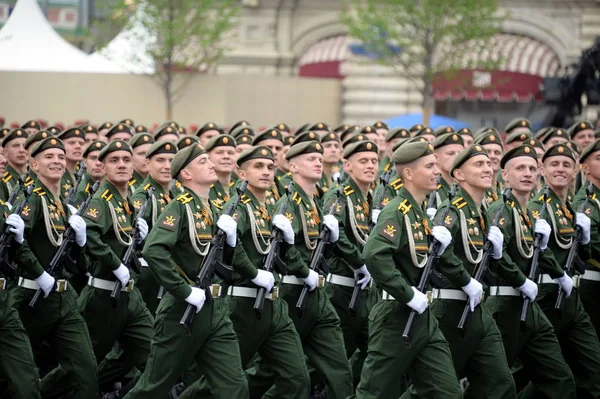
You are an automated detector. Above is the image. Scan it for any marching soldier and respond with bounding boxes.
[177,135,199,150]
[487,145,576,398]
[2,129,28,197]
[457,127,474,147]
[153,124,180,144]
[105,123,134,143]
[504,131,531,152]
[206,134,237,210]
[128,133,155,194]
[124,143,248,398]
[195,122,222,147]
[274,135,294,196]
[319,131,342,194]
[56,127,86,200]
[569,121,595,191]
[474,129,505,208]
[23,130,52,185]
[538,127,569,148]
[378,128,410,177]
[429,133,465,209]
[253,128,285,202]
[73,140,107,207]
[83,124,99,148]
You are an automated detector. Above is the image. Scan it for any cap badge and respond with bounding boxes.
[524,146,531,153]
[558,146,564,153]
[116,142,122,148]
[223,137,229,144]
[261,149,268,156]
[166,144,171,150]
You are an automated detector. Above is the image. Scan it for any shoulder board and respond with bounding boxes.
[209,183,215,188]
[2,172,12,183]
[176,192,194,204]
[33,187,46,196]
[397,198,412,214]
[506,199,515,208]
[241,194,252,205]
[25,176,35,186]
[286,172,292,177]
[436,183,442,190]
[383,163,390,172]
[344,186,355,196]
[100,189,113,202]
[229,181,235,188]
[538,194,552,203]
[143,183,151,191]
[128,179,136,187]
[390,178,403,190]
[0,199,5,206]
[291,192,302,204]
[84,182,91,194]
[451,197,467,209]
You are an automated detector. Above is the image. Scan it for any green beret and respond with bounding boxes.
[504,118,531,134]
[0,128,10,140]
[474,126,499,138]
[128,132,155,149]
[414,127,435,138]
[98,121,113,131]
[98,139,133,162]
[2,129,28,147]
[500,145,537,169]
[385,128,410,142]
[579,139,600,163]
[343,140,378,159]
[373,121,389,131]
[456,127,473,137]
[252,128,283,145]
[505,130,532,144]
[118,118,135,127]
[135,125,148,133]
[195,122,222,137]
[228,120,251,134]
[538,127,569,144]
[535,126,552,140]
[162,121,180,129]
[342,133,368,149]
[237,145,274,167]
[565,141,580,154]
[283,136,295,146]
[31,137,65,158]
[295,123,311,135]
[230,125,255,139]
[339,125,360,142]
[308,122,331,132]
[524,138,544,150]
[205,134,236,152]
[146,141,178,159]
[273,123,290,134]
[21,120,42,131]
[292,131,321,146]
[47,126,61,135]
[171,144,206,178]
[406,137,429,145]
[450,145,489,177]
[83,141,107,158]
[391,141,434,164]
[568,121,594,138]
[177,135,200,150]
[359,125,377,135]
[433,126,455,136]
[155,124,180,140]
[106,123,134,139]
[474,130,503,149]
[542,143,575,163]
[409,124,424,133]
[391,138,411,153]
[334,124,351,133]
[25,130,52,150]
[321,131,340,143]
[236,135,253,146]
[81,124,98,135]
[178,126,187,135]
[285,140,323,161]
[57,127,85,141]
[433,132,464,149]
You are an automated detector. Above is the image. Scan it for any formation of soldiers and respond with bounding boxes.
[0,116,599,399]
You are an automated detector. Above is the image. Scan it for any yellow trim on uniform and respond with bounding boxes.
[2,172,12,183]
[292,192,302,204]
[128,179,137,187]
[176,192,193,204]
[33,187,46,196]
[241,194,252,205]
[397,199,412,214]
[100,189,113,202]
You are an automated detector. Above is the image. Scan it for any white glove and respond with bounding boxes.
[332,171,341,183]
[426,208,437,220]
[68,215,87,247]
[406,287,428,314]
[67,203,78,215]
[6,213,24,244]
[136,218,149,241]
[462,278,483,311]
[273,214,294,245]
[216,214,237,247]
[35,271,55,298]
[576,213,591,245]
[488,226,504,260]
[323,214,339,243]
[519,278,538,301]
[371,209,381,224]
[5,202,12,211]
[431,226,451,255]
[557,274,574,297]
[302,269,319,291]
[112,264,131,288]
[252,269,275,291]
[354,265,371,290]
[534,219,551,250]
[185,287,207,313]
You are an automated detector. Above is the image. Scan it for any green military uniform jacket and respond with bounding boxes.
[60,169,75,201]
[128,170,144,195]
[378,156,391,177]
[209,180,235,211]
[431,177,452,209]
[3,164,23,198]
[72,173,95,208]
[573,182,600,272]
[275,169,292,198]
[131,176,172,230]
[375,172,403,210]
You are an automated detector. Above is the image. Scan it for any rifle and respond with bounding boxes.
[110,187,155,309]
[520,186,550,326]
[66,161,86,206]
[458,188,512,337]
[253,182,294,320]
[0,185,34,278]
[402,182,458,347]
[426,176,442,211]
[7,171,31,208]
[29,181,101,308]
[295,171,347,319]
[555,182,593,311]
[180,180,248,335]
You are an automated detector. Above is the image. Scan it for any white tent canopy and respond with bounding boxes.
[0,0,125,73]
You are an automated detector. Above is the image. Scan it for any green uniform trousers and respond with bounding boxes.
[13,285,98,399]
[256,284,353,399]
[352,300,461,399]
[123,293,248,399]
[486,296,576,398]
[178,294,310,399]
[136,266,161,316]
[519,284,600,398]
[0,291,40,399]
[78,285,153,387]
[577,278,600,339]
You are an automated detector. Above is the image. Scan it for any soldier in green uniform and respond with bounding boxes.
[56,127,86,200]
[373,121,389,159]
[504,131,532,152]
[128,133,155,194]
[12,137,98,398]
[503,118,531,143]
[79,140,154,394]
[0,149,9,202]
[538,127,569,148]
[2,129,28,197]
[23,130,53,186]
[413,126,436,143]
[352,141,461,399]
[319,131,342,194]
[474,129,505,209]
[486,145,576,398]
[177,135,199,150]
[195,122,222,147]
[253,128,285,202]
[105,122,134,143]
[428,133,464,211]
[21,119,42,134]
[274,135,294,195]
[378,128,410,176]
[124,143,248,398]
[307,122,331,138]
[569,121,595,192]
[153,124,179,144]
[526,143,600,397]
[83,124,99,148]
[73,140,107,207]
[206,134,237,210]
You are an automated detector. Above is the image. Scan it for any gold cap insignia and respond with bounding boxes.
[95,142,102,148]
[185,138,191,145]
[271,130,277,137]
[166,144,171,150]
[558,146,564,153]
[279,124,284,129]
[143,136,149,142]
[317,123,323,129]
[116,142,122,148]
[118,124,123,130]
[581,123,586,128]
[75,130,80,135]
[167,127,172,133]
[367,143,372,150]
[242,137,249,142]
[243,129,248,134]
[447,127,452,132]
[316,143,322,151]
[490,135,495,141]
[529,139,535,145]
[358,135,364,140]
[452,134,458,141]
[309,132,315,139]
[42,132,47,138]
[261,149,268,155]
[520,134,527,140]
[51,139,57,145]
[223,137,229,144]
[208,123,214,128]
[521,121,526,126]
[476,145,482,151]
[429,144,434,151]
[524,146,531,153]
[16,130,22,136]
[329,133,335,139]
[30,121,35,127]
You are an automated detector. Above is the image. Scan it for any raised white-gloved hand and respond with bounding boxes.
[576,212,591,245]
[69,215,87,247]
[557,274,574,297]
[35,271,55,298]
[302,269,319,291]
[431,226,451,255]
[216,214,237,247]
[462,278,483,311]
[67,203,78,215]
[371,209,381,224]
[323,214,339,243]
[185,287,207,313]
[519,278,538,301]
[354,265,371,290]
[426,208,437,220]
[136,218,149,241]
[488,226,504,260]
[406,287,428,314]
[6,214,24,244]
[534,219,551,250]
[273,214,294,244]
[252,269,275,291]
[112,264,130,288]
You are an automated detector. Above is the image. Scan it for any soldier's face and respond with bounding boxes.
[402,154,439,191]
[110,133,133,142]
[258,139,283,159]
[236,144,251,155]
[345,152,378,185]
[583,151,600,180]
[84,152,104,180]
[5,138,28,167]
[102,151,133,185]
[276,146,290,170]
[183,154,217,185]
[147,154,175,185]
[0,151,6,174]
[209,147,236,174]
[239,159,275,191]
[454,155,493,190]
[502,157,538,194]
[64,137,85,163]
[573,130,595,151]
[435,144,464,174]
[421,134,436,143]
[289,153,323,182]
[482,143,503,172]
[132,144,151,175]
[534,148,544,168]
[199,130,219,147]
[33,149,66,181]
[322,141,341,164]
[157,134,179,143]
[85,133,98,147]
[546,136,568,148]
[542,156,575,189]
[462,135,474,147]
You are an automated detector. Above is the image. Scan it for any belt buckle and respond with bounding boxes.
[210,284,222,297]
[269,286,279,300]
[125,279,135,292]
[426,290,433,304]
[56,279,68,293]
[317,275,325,288]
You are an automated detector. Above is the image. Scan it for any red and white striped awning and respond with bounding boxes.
[297,35,350,79]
